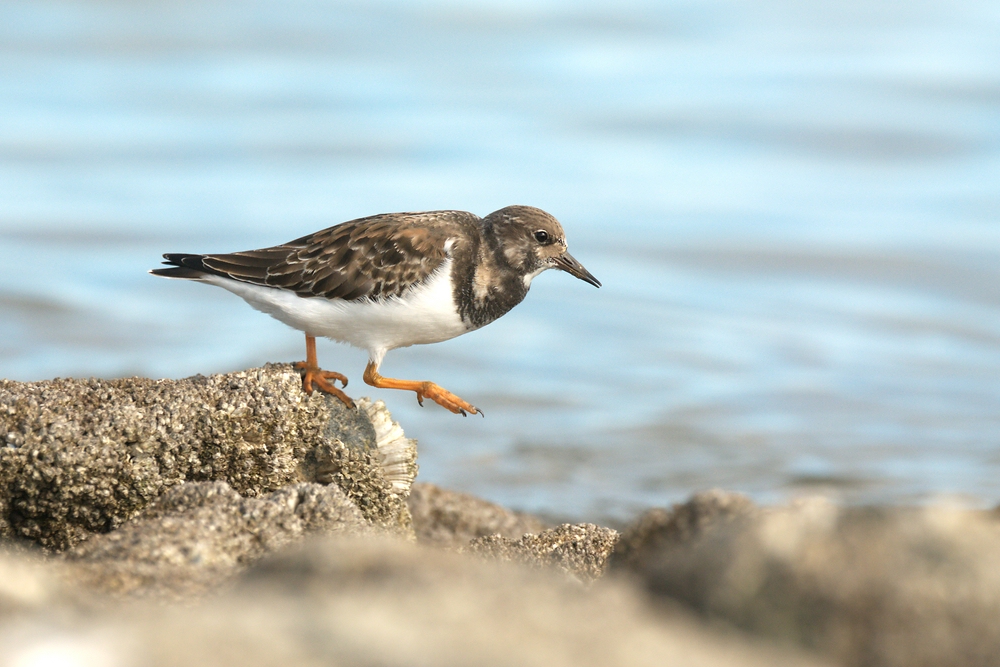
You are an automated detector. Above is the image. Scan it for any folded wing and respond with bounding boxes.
[152,211,472,301]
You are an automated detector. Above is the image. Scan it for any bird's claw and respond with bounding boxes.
[417,383,479,416]
[294,363,354,409]
[293,362,348,388]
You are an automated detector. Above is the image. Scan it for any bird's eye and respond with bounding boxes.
[533,230,550,244]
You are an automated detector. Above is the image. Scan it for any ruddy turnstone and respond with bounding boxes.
[151,205,600,416]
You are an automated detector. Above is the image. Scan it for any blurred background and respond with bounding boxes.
[1,0,998,522]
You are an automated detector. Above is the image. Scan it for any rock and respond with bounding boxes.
[407,482,548,548]
[65,481,370,598]
[616,496,1000,667]
[0,366,416,550]
[469,523,619,583]
[610,490,757,571]
[0,535,831,667]
[0,543,73,616]
[14,362,1000,666]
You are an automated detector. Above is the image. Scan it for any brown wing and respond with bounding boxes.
[193,211,476,301]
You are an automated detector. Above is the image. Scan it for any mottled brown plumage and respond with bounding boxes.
[161,211,479,302]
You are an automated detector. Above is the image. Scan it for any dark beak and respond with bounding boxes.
[553,252,601,288]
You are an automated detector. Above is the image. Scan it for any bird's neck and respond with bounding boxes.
[453,228,529,330]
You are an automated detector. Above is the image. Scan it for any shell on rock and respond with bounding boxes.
[357,398,418,497]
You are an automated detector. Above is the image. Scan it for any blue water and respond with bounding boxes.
[2,0,999,520]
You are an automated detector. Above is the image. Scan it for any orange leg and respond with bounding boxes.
[363,361,481,417]
[293,334,354,408]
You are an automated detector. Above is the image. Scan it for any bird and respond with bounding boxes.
[150,205,600,416]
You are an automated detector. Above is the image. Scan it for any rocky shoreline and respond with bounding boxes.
[2,366,998,666]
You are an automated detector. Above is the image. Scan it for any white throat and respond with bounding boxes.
[522,265,550,288]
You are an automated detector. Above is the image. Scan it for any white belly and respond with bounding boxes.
[203,259,469,363]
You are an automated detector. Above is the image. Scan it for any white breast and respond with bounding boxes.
[203,259,468,365]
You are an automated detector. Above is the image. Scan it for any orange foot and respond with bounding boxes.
[363,361,481,417]
[293,361,355,408]
[413,380,481,416]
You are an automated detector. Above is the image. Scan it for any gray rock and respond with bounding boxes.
[66,481,370,598]
[0,535,831,667]
[0,365,412,551]
[469,523,619,583]
[407,482,548,548]
[617,496,1000,667]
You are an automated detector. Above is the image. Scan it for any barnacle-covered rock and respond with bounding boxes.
[0,535,829,667]
[0,364,412,550]
[65,480,371,598]
[469,523,618,583]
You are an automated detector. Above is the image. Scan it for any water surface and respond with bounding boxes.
[2,0,999,520]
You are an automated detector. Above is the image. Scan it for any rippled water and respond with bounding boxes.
[2,0,999,520]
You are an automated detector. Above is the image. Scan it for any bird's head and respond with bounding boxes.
[484,205,601,288]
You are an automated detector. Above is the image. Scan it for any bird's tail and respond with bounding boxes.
[149,253,210,279]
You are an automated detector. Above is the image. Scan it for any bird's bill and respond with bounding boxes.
[553,252,601,287]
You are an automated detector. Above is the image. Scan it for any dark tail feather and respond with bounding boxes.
[149,253,210,279]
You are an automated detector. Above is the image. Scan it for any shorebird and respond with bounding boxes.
[151,205,600,415]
